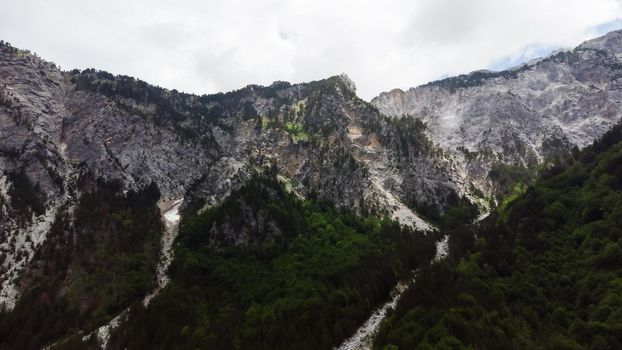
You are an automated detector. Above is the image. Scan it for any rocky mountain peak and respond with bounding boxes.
[337,73,357,93]
[578,28,622,55]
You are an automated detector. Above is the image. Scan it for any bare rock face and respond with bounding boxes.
[0,43,211,309]
[578,29,622,57]
[183,74,464,230]
[372,30,622,193]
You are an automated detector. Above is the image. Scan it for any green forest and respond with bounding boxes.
[107,174,438,349]
[5,122,621,349]
[0,179,163,350]
[4,25,622,350]
[374,124,622,349]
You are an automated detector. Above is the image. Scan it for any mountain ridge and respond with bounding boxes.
[372,29,622,194]
[0,38,469,315]
[1,29,622,349]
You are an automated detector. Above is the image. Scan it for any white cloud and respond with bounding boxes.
[1,0,621,99]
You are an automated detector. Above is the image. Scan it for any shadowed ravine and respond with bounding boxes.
[143,197,184,306]
[87,197,184,349]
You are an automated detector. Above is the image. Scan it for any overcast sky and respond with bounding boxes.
[1,0,622,100]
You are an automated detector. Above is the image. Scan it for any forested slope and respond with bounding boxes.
[374,125,622,349]
[105,173,438,350]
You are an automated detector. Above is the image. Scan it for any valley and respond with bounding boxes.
[1,28,622,349]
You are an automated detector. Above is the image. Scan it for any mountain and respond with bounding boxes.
[0,29,622,349]
[103,174,438,350]
[0,41,471,308]
[372,29,622,195]
[0,39,464,349]
[373,121,622,350]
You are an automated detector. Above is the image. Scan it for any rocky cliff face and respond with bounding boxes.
[0,44,209,309]
[0,41,467,313]
[372,30,622,193]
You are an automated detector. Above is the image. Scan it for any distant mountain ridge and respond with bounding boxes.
[372,29,622,193]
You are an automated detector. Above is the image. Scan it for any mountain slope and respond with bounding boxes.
[373,123,622,349]
[2,29,622,350]
[0,40,466,348]
[104,173,437,350]
[372,30,622,195]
